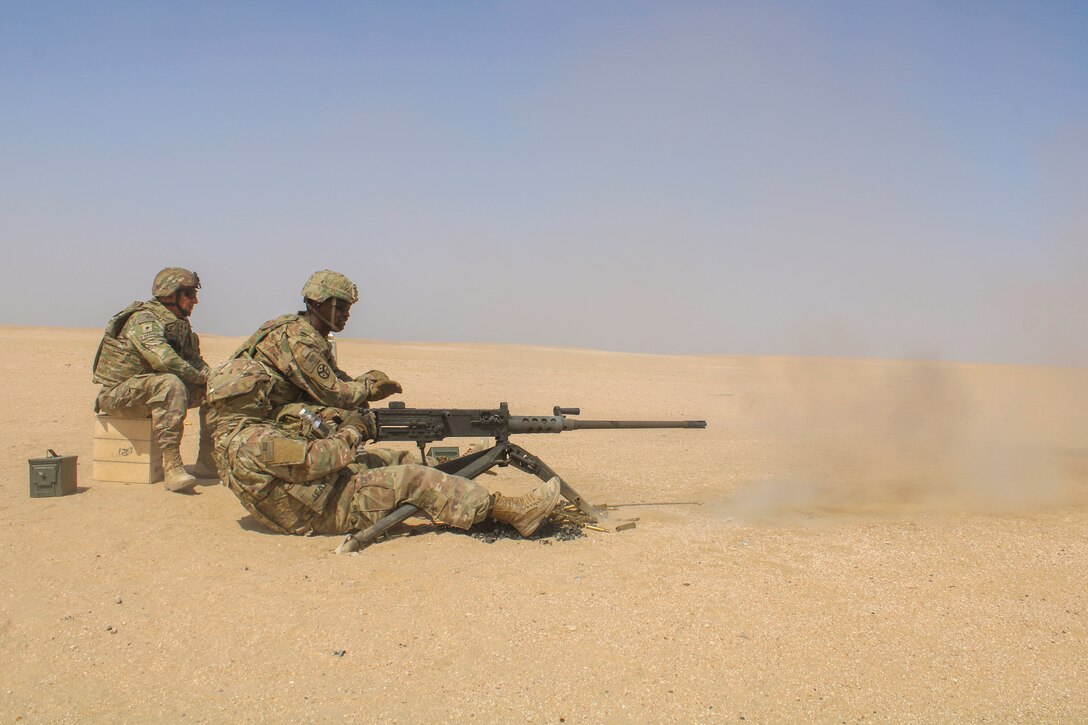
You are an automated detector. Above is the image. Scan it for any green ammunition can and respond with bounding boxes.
[28,449,78,498]
[427,446,460,463]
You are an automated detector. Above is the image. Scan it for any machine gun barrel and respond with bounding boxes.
[571,419,706,429]
[508,416,706,433]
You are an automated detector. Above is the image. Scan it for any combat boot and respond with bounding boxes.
[162,445,198,493]
[188,413,218,479]
[489,477,561,537]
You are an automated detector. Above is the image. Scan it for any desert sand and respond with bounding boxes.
[1,325,1086,722]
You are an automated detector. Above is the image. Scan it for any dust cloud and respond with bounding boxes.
[718,357,1088,522]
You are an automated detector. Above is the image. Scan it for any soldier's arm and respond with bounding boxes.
[189,331,210,373]
[124,312,206,384]
[261,427,361,482]
[284,338,369,408]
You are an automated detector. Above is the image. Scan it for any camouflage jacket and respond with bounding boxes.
[92,300,208,388]
[217,415,362,534]
[230,313,368,411]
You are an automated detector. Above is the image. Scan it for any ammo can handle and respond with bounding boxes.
[47,449,59,458]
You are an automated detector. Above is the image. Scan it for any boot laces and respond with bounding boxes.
[499,492,540,514]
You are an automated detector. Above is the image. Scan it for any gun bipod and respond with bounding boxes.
[335,441,603,554]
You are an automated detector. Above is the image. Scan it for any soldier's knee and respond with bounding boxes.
[424,478,490,529]
[153,374,186,397]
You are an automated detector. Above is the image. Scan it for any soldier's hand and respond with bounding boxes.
[369,378,402,401]
[339,409,378,442]
[357,369,390,384]
[357,369,403,401]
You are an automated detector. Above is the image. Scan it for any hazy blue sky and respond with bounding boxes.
[2,1,1086,365]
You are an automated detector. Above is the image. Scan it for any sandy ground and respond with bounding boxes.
[1,324,1086,723]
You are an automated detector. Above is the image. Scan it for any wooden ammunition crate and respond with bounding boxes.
[93,416,163,484]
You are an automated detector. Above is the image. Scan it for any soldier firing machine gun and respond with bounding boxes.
[336,401,707,553]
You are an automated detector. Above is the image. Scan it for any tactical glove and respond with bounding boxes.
[339,409,378,442]
[357,369,403,401]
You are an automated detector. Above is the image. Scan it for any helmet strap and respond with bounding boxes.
[159,295,188,318]
[306,299,337,332]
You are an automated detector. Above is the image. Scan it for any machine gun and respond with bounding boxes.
[336,401,707,553]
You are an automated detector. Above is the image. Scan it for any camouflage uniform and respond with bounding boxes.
[93,298,209,448]
[213,412,491,535]
[205,268,557,536]
[230,313,369,411]
[222,270,398,416]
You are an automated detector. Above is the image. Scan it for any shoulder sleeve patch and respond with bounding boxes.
[300,348,320,371]
[299,347,334,385]
[125,313,165,344]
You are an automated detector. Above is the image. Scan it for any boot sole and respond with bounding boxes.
[165,477,198,492]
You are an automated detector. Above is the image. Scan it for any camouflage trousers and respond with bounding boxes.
[315,449,492,535]
[95,373,206,449]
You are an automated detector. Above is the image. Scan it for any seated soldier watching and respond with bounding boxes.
[92,267,215,492]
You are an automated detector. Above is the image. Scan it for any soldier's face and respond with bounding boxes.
[331,300,351,332]
[177,288,199,316]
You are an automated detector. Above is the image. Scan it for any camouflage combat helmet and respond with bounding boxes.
[301,270,358,305]
[153,267,201,297]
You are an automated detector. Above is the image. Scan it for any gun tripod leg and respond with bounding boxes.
[336,502,420,554]
[503,443,603,522]
[337,444,510,553]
